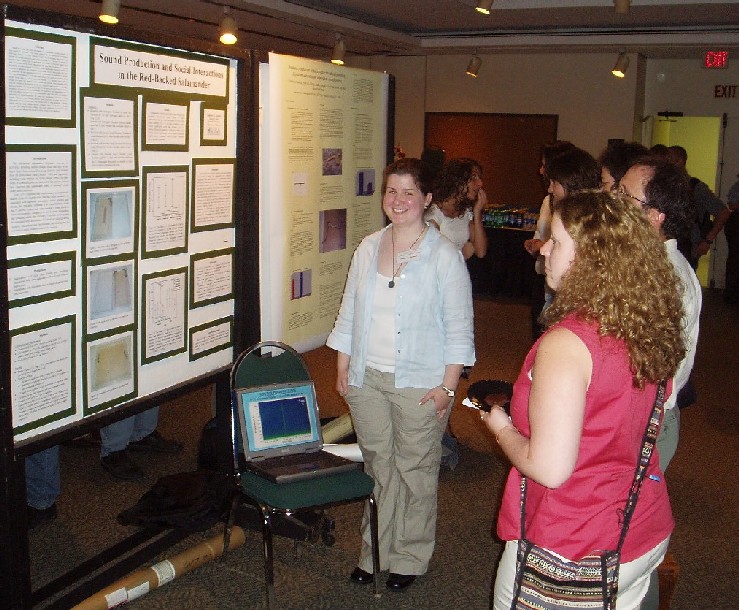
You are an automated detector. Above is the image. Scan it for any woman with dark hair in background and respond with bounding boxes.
[524,141,576,339]
[524,144,598,339]
[426,157,488,260]
[598,140,650,191]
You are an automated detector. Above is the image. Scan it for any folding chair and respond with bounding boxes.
[222,341,380,608]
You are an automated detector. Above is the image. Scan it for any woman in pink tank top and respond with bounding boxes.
[483,190,686,610]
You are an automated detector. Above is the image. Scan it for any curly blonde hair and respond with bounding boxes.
[543,190,686,387]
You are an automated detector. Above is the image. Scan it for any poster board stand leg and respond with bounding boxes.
[33,527,189,609]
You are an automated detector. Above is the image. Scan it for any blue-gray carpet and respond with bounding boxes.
[29,289,738,609]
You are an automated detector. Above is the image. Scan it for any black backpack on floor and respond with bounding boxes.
[117,469,230,533]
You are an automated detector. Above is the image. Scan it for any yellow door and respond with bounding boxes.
[652,116,723,286]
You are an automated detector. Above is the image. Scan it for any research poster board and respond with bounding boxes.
[4,20,239,441]
[260,53,389,352]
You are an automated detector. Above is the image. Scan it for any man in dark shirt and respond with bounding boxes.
[666,145,731,268]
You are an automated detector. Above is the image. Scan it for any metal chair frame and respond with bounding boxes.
[222,341,380,608]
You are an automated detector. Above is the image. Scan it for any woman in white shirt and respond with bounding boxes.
[327,158,475,592]
[425,158,488,260]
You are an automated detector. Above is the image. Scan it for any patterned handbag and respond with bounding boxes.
[511,381,667,610]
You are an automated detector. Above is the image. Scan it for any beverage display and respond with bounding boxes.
[483,206,539,230]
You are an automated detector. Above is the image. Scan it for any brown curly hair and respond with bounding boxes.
[432,158,481,217]
[543,190,686,387]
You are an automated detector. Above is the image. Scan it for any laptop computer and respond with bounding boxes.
[235,380,360,484]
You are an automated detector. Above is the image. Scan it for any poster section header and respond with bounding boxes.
[92,39,228,99]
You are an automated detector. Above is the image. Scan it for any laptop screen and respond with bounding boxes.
[236,381,322,459]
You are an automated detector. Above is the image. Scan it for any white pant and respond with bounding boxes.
[492,537,670,610]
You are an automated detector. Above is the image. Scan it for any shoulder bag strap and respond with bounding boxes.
[615,379,667,552]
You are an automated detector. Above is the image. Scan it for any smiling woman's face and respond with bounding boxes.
[382,173,430,229]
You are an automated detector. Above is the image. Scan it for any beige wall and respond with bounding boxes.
[352,51,738,287]
[357,52,642,160]
[354,52,739,198]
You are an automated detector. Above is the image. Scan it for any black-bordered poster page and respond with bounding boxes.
[4,18,238,437]
[141,267,188,365]
[10,316,76,434]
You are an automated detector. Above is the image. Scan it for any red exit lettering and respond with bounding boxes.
[714,85,737,98]
[705,50,729,68]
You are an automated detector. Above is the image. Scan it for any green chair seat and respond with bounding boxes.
[222,342,380,608]
[239,469,374,510]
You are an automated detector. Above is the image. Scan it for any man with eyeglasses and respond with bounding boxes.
[619,157,702,610]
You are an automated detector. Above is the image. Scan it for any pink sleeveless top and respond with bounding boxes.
[496,316,674,562]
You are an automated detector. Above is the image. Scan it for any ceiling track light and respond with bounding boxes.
[476,0,494,15]
[219,9,238,45]
[331,34,346,65]
[611,52,629,78]
[99,0,120,25]
[614,0,630,14]
[466,55,482,77]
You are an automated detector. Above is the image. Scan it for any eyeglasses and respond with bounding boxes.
[616,184,649,208]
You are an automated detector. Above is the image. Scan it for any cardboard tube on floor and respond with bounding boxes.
[321,412,354,443]
[72,526,246,610]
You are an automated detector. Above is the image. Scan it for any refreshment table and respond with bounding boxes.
[468,226,536,299]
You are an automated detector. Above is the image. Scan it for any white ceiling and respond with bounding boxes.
[5,0,739,60]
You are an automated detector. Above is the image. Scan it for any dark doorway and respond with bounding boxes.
[424,113,558,208]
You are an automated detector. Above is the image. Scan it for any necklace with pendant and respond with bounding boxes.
[389,224,428,288]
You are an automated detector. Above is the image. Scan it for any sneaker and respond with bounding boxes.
[128,430,183,454]
[27,503,58,530]
[101,449,145,481]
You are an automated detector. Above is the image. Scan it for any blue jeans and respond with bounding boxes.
[100,407,159,457]
[25,446,60,509]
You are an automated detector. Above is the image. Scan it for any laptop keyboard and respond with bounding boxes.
[268,452,322,465]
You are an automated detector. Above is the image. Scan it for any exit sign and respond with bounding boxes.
[704,50,729,69]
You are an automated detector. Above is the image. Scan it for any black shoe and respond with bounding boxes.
[101,450,145,481]
[128,431,183,454]
[386,573,416,591]
[350,567,374,584]
[27,503,58,530]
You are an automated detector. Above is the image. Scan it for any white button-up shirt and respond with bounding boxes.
[665,239,702,411]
